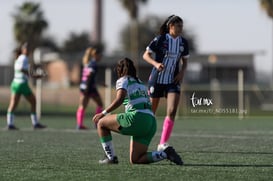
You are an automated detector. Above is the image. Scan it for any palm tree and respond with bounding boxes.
[118,0,148,71]
[120,15,197,54]
[12,2,48,52]
[260,0,273,87]
[119,0,147,18]
[260,0,273,17]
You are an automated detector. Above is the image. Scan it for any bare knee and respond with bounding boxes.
[97,120,105,130]
[130,158,142,164]
[130,154,148,164]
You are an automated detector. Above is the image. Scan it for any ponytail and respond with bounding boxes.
[82,47,102,65]
[159,15,183,35]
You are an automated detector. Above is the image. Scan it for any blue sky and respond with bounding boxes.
[0,0,271,73]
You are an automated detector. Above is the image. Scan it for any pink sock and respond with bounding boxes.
[159,117,174,144]
[96,106,103,114]
[76,107,85,126]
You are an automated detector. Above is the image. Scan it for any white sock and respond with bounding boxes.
[101,141,115,160]
[30,113,38,125]
[151,151,167,162]
[7,113,14,126]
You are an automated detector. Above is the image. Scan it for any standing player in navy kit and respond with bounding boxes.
[76,47,103,129]
[143,15,189,151]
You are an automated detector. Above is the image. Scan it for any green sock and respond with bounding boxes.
[100,135,115,160]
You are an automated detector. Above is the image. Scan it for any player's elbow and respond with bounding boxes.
[142,53,146,61]
[142,51,149,61]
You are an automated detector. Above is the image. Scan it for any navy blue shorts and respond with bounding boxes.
[80,86,100,97]
[148,83,180,98]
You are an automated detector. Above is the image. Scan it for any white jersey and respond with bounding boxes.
[13,54,29,83]
[116,76,153,116]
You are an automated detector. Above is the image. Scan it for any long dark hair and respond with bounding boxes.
[13,47,22,59]
[159,15,183,35]
[116,57,139,82]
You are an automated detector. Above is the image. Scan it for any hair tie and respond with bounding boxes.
[166,15,177,27]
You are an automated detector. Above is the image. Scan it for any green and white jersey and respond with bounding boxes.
[116,76,153,116]
[13,54,29,83]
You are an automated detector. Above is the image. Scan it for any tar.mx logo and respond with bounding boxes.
[190,92,213,107]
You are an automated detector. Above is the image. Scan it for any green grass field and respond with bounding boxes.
[1,115,273,181]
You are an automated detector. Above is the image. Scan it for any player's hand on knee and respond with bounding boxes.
[92,113,104,125]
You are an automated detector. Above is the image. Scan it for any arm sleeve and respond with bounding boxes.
[116,77,128,91]
[17,56,29,71]
[146,36,160,53]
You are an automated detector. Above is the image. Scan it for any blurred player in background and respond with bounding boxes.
[92,58,183,165]
[143,15,189,150]
[6,43,46,130]
[76,46,104,130]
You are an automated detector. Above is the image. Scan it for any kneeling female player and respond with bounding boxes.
[92,57,183,165]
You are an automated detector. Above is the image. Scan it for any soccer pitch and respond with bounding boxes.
[1,116,273,181]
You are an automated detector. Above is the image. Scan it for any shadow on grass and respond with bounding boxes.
[184,163,273,167]
[181,151,273,167]
[187,151,273,155]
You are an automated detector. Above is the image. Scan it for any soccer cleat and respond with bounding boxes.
[157,143,170,151]
[7,125,19,130]
[77,125,88,130]
[163,146,184,165]
[33,123,47,129]
[99,156,119,164]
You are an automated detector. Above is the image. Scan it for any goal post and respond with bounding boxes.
[33,48,42,120]
[105,67,112,107]
[238,69,244,119]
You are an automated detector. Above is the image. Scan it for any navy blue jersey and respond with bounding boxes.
[80,59,98,91]
[146,34,189,84]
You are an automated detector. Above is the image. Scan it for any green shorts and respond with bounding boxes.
[117,111,157,146]
[11,81,32,96]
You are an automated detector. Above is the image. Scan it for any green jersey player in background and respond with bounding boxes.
[6,43,46,130]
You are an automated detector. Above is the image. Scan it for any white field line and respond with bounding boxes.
[169,133,273,140]
[2,128,273,140]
